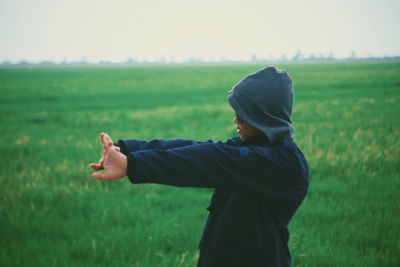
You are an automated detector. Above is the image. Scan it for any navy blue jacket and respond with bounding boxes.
[117,136,309,267]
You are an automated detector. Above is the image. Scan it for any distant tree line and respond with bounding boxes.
[1,51,400,66]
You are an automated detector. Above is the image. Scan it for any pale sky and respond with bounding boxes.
[0,0,399,63]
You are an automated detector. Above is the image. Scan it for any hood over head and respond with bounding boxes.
[228,66,293,144]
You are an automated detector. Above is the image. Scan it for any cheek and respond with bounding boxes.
[240,124,259,137]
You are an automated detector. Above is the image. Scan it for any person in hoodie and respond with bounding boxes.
[88,66,309,267]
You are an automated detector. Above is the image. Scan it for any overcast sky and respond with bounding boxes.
[0,0,399,62]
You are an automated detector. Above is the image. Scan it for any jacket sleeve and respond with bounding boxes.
[116,138,241,154]
[127,142,308,201]
[116,139,209,154]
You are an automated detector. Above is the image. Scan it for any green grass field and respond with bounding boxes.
[0,61,399,267]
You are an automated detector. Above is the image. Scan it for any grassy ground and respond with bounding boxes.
[0,61,399,266]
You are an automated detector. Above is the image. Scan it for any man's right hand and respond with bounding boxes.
[88,133,127,181]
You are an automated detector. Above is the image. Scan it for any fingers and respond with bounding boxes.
[88,163,103,170]
[100,133,114,149]
[92,172,108,180]
[91,171,119,181]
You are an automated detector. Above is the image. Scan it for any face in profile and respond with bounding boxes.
[233,114,262,141]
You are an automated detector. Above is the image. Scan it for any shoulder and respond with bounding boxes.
[251,140,308,174]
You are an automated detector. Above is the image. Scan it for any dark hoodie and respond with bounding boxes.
[118,67,309,266]
[228,66,294,144]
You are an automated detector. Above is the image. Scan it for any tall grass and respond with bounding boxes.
[0,61,399,266]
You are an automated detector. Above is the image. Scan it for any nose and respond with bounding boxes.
[233,116,238,124]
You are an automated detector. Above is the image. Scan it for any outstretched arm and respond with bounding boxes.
[126,142,308,201]
[116,139,214,154]
[88,133,127,181]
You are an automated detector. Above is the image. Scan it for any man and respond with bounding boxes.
[89,66,309,267]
